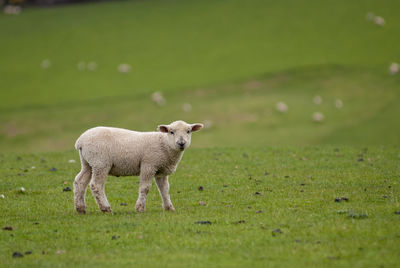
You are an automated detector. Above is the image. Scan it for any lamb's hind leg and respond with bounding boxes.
[155,176,175,211]
[73,160,92,214]
[90,168,112,213]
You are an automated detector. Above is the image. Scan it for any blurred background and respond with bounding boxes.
[0,0,399,152]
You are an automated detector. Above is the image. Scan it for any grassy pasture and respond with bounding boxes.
[1,66,400,152]
[1,0,400,267]
[1,0,400,109]
[1,0,400,151]
[1,147,400,267]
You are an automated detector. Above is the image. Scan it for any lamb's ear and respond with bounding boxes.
[157,125,169,133]
[191,123,203,132]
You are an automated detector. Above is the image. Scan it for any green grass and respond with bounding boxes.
[1,147,400,267]
[1,66,400,152]
[1,1,400,266]
[1,0,400,151]
[1,0,400,109]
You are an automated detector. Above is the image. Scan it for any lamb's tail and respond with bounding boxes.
[75,137,82,151]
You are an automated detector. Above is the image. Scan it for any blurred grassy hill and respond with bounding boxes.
[1,0,399,151]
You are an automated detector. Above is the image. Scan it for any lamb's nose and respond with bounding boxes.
[177,141,186,147]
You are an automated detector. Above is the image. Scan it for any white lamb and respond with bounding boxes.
[73,120,203,214]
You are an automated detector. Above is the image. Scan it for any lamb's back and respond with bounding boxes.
[76,127,164,173]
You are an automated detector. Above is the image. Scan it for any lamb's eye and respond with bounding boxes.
[170,131,174,135]
[186,130,190,134]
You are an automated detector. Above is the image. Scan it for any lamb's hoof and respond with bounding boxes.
[164,204,176,212]
[135,203,145,213]
[76,207,86,214]
[101,207,112,213]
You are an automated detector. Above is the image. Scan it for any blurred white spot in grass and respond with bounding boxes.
[19,187,26,193]
[203,120,213,129]
[0,194,5,199]
[312,112,324,122]
[365,12,375,21]
[276,102,288,113]
[389,62,399,75]
[182,103,192,113]
[151,91,166,106]
[366,12,385,27]
[68,159,76,163]
[3,5,21,15]
[31,166,36,169]
[118,63,131,73]
[77,62,86,71]
[313,95,322,105]
[374,16,385,26]
[335,99,343,109]
[41,59,51,69]
[87,62,97,71]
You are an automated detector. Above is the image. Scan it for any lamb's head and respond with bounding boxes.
[158,120,203,151]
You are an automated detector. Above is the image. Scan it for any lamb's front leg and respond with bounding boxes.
[135,165,155,212]
[156,176,175,211]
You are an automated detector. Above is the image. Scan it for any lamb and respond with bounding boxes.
[73,120,203,214]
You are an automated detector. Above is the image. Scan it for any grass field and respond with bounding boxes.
[1,0,400,267]
[1,0,399,109]
[1,0,400,151]
[1,66,400,152]
[1,147,400,267]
